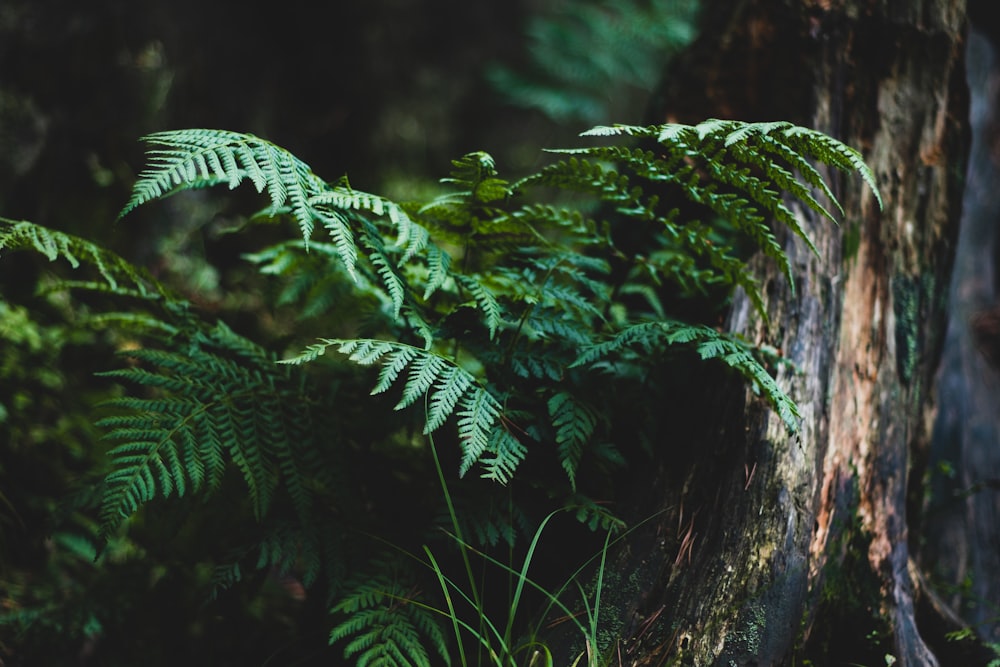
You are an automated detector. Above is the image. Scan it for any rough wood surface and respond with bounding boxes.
[589,2,970,665]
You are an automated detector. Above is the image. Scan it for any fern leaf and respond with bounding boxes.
[455,389,502,477]
[722,120,793,146]
[311,186,429,261]
[330,564,451,667]
[0,218,171,299]
[548,392,597,490]
[359,220,407,318]
[422,244,453,299]
[455,274,504,339]
[578,123,651,138]
[757,134,845,217]
[441,151,509,205]
[479,428,528,483]
[287,339,523,479]
[780,125,883,209]
[371,346,421,395]
[318,210,359,280]
[95,323,322,531]
[120,129,323,241]
[395,351,449,411]
[571,321,800,432]
[425,365,474,433]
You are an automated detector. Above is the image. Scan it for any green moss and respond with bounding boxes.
[796,475,893,664]
[891,273,936,385]
[734,603,766,655]
[843,221,862,263]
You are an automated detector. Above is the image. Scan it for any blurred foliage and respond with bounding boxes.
[488,0,699,126]
[0,0,707,664]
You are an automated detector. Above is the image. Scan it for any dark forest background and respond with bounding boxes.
[3,0,1000,664]
[0,2,700,663]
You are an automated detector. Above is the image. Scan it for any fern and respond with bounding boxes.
[487,0,699,124]
[96,321,336,529]
[548,392,599,491]
[120,129,321,238]
[0,217,173,301]
[1,117,882,664]
[282,338,526,482]
[573,320,801,431]
[454,274,505,339]
[584,117,880,220]
[120,129,435,318]
[330,558,451,667]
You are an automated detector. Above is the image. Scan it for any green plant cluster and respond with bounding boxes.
[0,119,877,665]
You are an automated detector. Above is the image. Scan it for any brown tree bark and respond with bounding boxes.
[575,2,978,665]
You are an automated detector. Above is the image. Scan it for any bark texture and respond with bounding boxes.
[591,2,971,665]
[924,17,1000,645]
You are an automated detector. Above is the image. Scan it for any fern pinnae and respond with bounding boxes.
[394,350,449,411]
[577,123,652,138]
[285,339,502,464]
[479,429,528,483]
[455,389,501,477]
[0,218,172,298]
[757,134,845,217]
[285,338,520,478]
[454,273,504,339]
[425,366,474,434]
[330,561,451,667]
[372,346,421,395]
[97,407,208,528]
[311,186,430,262]
[421,243,452,300]
[317,210,359,280]
[356,219,408,318]
[779,125,883,209]
[729,140,841,228]
[699,153,814,264]
[120,130,325,242]
[548,391,598,490]
[571,320,800,432]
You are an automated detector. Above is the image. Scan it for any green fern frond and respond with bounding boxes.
[454,274,504,339]
[546,120,882,313]
[209,562,243,600]
[578,120,880,216]
[439,151,509,204]
[508,203,602,243]
[96,323,330,530]
[779,124,883,209]
[478,428,529,483]
[454,387,504,477]
[315,210,359,280]
[120,129,322,239]
[421,243,453,300]
[548,392,598,490]
[283,338,526,481]
[357,220,408,318]
[330,561,451,667]
[567,493,626,533]
[572,320,800,432]
[311,185,430,263]
[508,346,567,381]
[0,218,171,299]
[514,155,636,203]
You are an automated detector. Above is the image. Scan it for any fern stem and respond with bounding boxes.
[500,257,566,369]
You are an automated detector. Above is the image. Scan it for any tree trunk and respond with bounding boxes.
[577,2,976,665]
[923,11,1000,645]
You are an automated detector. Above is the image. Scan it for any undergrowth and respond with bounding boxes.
[0,119,878,665]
